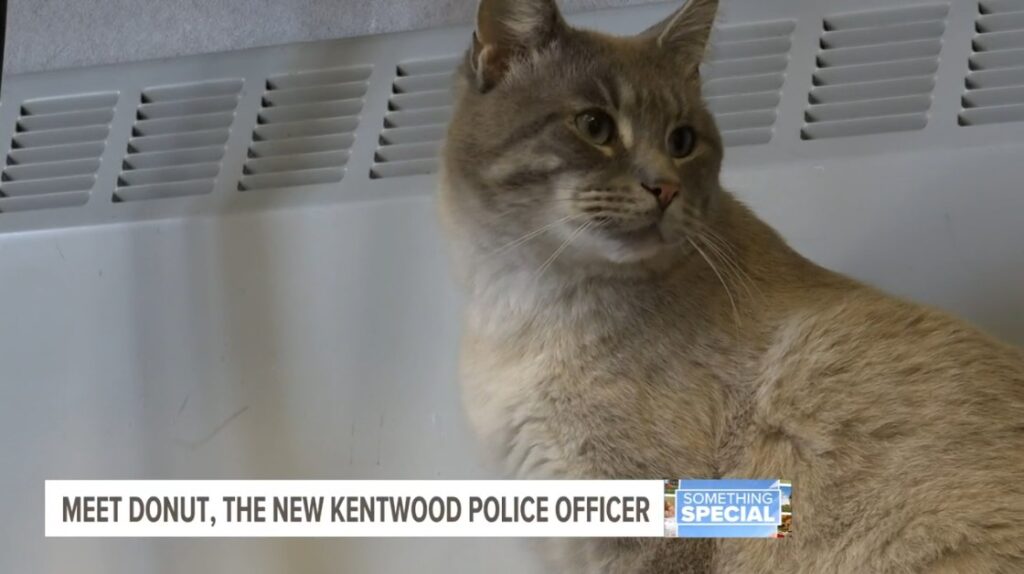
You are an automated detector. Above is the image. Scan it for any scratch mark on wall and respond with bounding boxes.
[179,405,250,449]
[349,422,356,465]
[376,413,385,467]
[434,413,444,477]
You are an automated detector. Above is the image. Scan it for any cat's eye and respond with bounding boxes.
[574,110,616,146]
[668,126,697,158]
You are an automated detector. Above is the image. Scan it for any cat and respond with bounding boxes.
[438,0,1024,572]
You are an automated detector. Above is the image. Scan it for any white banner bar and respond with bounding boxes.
[45,480,664,538]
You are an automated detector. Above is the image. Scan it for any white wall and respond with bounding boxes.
[1,0,1022,572]
[5,0,658,74]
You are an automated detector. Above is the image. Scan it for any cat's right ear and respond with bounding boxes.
[641,0,718,75]
[469,0,566,92]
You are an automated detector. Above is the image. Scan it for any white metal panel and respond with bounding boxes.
[1,1,1023,573]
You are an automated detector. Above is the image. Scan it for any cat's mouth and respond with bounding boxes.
[603,223,663,244]
[586,221,667,262]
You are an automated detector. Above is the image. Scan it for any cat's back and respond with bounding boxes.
[726,286,1024,573]
[753,285,1024,449]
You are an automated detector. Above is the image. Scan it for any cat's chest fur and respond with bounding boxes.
[459,289,729,481]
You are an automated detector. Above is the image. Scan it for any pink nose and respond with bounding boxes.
[642,182,680,208]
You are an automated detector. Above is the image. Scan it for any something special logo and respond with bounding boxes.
[664,479,792,538]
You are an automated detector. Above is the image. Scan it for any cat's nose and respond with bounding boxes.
[641,181,680,209]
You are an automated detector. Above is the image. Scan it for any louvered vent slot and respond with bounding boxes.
[703,20,796,147]
[238,66,371,191]
[0,92,117,213]
[116,79,242,202]
[371,55,460,179]
[961,0,1024,126]
[802,4,948,140]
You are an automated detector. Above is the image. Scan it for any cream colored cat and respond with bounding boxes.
[439,0,1024,572]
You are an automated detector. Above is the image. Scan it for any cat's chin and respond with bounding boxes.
[585,225,669,264]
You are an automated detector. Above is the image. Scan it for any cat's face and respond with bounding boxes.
[444,0,722,268]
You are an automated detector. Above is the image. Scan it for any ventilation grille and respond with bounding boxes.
[371,56,460,179]
[703,20,796,147]
[0,93,117,213]
[116,80,242,202]
[802,4,948,140]
[961,0,1024,126]
[238,66,371,191]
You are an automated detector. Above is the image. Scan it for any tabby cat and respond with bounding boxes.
[439,0,1024,572]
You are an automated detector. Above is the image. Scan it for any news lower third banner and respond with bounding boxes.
[666,479,792,539]
[46,479,791,538]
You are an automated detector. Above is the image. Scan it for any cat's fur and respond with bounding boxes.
[438,0,1024,572]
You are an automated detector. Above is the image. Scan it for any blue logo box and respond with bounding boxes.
[670,479,789,538]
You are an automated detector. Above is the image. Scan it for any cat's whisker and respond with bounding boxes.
[689,230,756,300]
[686,236,741,330]
[696,228,760,298]
[486,214,581,258]
[692,226,738,260]
[699,229,745,271]
[677,213,761,300]
[689,234,746,301]
[692,231,760,302]
[691,232,739,278]
[680,212,740,258]
[535,220,593,279]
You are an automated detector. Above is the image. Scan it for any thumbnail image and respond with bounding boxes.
[777,481,793,538]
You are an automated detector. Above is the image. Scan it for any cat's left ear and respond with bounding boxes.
[642,0,718,72]
[470,0,567,92]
